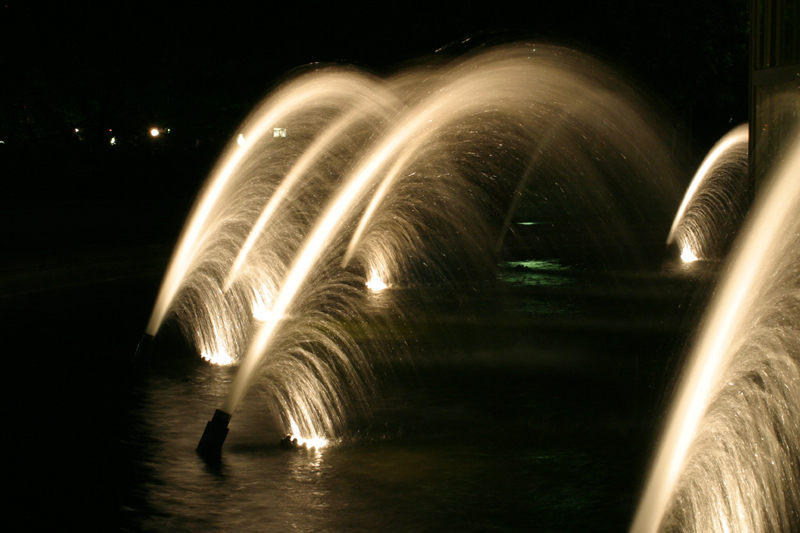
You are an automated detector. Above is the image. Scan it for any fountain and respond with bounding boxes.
[631,128,800,532]
[141,43,683,458]
[666,124,749,263]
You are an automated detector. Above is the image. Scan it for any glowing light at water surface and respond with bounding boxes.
[680,245,698,263]
[201,348,234,366]
[214,44,681,423]
[365,268,388,292]
[289,417,328,450]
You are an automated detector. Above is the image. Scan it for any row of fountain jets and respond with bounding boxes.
[138,43,799,532]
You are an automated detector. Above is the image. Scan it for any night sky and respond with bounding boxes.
[3,1,749,151]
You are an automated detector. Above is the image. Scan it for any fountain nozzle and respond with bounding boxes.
[196,409,231,461]
[134,333,154,360]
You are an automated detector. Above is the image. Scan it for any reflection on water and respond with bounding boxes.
[500,259,574,288]
[120,264,710,532]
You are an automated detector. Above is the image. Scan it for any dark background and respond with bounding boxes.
[3,1,748,151]
[1,0,750,258]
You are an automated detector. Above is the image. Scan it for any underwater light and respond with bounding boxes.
[680,245,699,263]
[365,268,388,292]
[201,348,234,366]
[280,418,328,450]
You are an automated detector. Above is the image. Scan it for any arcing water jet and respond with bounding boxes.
[140,43,681,456]
[145,70,394,338]
[632,128,800,532]
[667,124,749,262]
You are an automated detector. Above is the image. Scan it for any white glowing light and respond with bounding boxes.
[252,287,282,322]
[201,349,234,366]
[109,136,117,146]
[680,245,699,263]
[150,127,160,137]
[289,418,328,450]
[73,127,80,133]
[273,127,287,137]
[237,133,246,146]
[365,269,388,292]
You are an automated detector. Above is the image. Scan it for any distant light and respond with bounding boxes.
[150,127,160,137]
[273,127,287,138]
[237,133,246,146]
[73,127,80,134]
[681,245,699,263]
[0,140,5,144]
[166,128,171,134]
[109,136,117,146]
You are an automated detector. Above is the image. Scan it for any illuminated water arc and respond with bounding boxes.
[341,143,419,268]
[288,417,328,449]
[341,60,574,268]
[223,59,532,414]
[145,70,382,335]
[224,85,402,290]
[221,46,682,418]
[344,64,678,267]
[221,99,436,414]
[631,131,800,533]
[666,123,748,246]
[365,268,388,292]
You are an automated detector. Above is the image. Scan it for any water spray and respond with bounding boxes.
[137,44,681,462]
